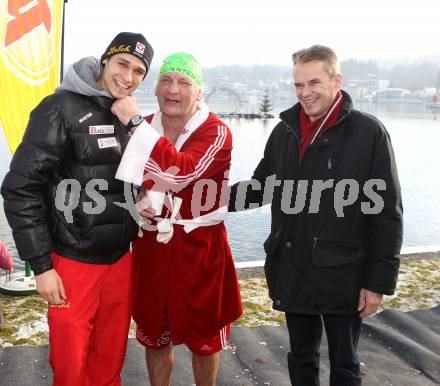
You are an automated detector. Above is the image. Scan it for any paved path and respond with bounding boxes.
[1,306,439,385]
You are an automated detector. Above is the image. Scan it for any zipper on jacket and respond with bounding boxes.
[119,124,128,150]
[281,119,302,165]
[280,112,347,166]
[309,106,350,146]
[118,122,129,248]
[309,93,343,145]
[312,237,360,250]
[328,158,332,170]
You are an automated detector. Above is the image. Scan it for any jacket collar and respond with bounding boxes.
[93,95,115,111]
[149,101,209,151]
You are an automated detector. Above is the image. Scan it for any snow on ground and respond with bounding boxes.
[1,255,439,347]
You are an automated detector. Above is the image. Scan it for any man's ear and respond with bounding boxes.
[196,87,202,102]
[335,74,343,89]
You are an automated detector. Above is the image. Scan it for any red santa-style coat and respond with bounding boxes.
[116,103,243,344]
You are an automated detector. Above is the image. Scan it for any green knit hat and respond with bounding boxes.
[159,52,203,87]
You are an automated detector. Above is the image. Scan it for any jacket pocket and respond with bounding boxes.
[263,229,284,301]
[310,237,366,311]
[263,229,283,256]
[311,237,364,267]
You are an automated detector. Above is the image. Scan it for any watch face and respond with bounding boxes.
[132,115,143,125]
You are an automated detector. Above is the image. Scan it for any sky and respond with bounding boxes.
[63,0,440,68]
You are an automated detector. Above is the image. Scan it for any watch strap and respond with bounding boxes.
[126,115,144,131]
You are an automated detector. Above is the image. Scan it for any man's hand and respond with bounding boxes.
[111,96,140,126]
[139,207,156,222]
[358,288,383,318]
[135,190,156,223]
[35,269,66,305]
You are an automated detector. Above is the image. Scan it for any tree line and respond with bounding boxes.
[124,58,440,92]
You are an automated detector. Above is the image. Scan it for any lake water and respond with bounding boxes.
[1,98,439,268]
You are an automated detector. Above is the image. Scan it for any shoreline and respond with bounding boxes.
[235,250,440,279]
[1,251,439,347]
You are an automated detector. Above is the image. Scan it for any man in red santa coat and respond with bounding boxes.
[112,52,243,386]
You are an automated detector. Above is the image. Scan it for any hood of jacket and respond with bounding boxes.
[56,56,113,98]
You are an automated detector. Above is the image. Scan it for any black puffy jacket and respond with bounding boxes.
[230,91,403,315]
[1,91,138,274]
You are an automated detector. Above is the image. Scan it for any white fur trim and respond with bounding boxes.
[115,121,161,185]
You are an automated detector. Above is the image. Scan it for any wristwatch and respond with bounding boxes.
[126,115,144,131]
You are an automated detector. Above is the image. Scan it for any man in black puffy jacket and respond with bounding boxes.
[1,32,153,385]
[229,45,403,386]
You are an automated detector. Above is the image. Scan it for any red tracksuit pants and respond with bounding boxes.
[48,252,132,386]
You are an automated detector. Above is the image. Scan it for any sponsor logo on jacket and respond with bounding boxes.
[89,125,114,135]
[79,112,93,123]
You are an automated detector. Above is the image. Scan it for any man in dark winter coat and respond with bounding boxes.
[229,45,403,386]
[1,32,153,385]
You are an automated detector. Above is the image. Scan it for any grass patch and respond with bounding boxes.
[0,324,19,339]
[380,258,440,312]
[20,297,47,312]
[1,257,439,346]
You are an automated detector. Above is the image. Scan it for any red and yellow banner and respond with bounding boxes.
[0,0,65,154]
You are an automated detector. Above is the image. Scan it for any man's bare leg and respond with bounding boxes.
[145,345,174,386]
[192,352,220,386]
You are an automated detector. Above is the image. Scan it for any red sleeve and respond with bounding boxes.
[142,123,232,192]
